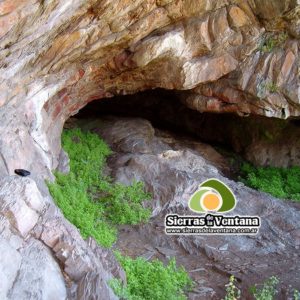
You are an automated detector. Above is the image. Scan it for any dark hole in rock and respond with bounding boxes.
[76,88,300,169]
[14,169,31,177]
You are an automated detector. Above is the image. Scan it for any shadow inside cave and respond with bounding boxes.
[75,88,300,170]
[61,89,300,299]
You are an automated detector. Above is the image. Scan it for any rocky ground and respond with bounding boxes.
[0,115,300,299]
[79,116,300,299]
[0,0,299,299]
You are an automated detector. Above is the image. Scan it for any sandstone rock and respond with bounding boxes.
[56,149,70,174]
[36,203,122,299]
[0,177,67,300]
[0,0,300,299]
[76,272,114,300]
[0,177,45,237]
[0,0,299,176]
[0,235,22,300]
[0,175,122,299]
[8,239,67,300]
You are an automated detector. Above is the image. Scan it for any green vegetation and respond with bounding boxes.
[110,253,194,300]
[223,276,241,300]
[48,129,194,299]
[265,82,278,93]
[224,276,299,300]
[259,32,288,53]
[240,163,300,201]
[48,129,299,299]
[47,128,151,247]
[250,276,279,300]
[294,289,300,300]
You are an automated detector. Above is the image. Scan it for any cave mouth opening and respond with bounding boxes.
[76,88,202,138]
[72,88,300,169]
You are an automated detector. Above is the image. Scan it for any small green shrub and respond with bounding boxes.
[251,276,279,300]
[294,289,300,300]
[98,180,151,225]
[47,129,151,247]
[223,276,241,300]
[240,163,300,202]
[110,253,194,300]
[265,82,278,93]
[259,32,288,52]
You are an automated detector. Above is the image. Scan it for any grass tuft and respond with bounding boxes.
[240,163,300,202]
[47,128,151,247]
[259,32,288,53]
[110,252,194,300]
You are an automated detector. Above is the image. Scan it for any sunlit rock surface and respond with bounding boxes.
[0,0,300,299]
[0,0,299,175]
[0,176,121,299]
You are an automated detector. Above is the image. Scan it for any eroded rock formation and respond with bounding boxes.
[0,0,299,176]
[79,116,300,298]
[0,0,300,299]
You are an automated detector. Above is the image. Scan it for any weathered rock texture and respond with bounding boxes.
[0,1,300,299]
[0,175,123,299]
[0,0,299,176]
[83,116,300,299]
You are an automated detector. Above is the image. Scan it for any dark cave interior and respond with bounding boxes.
[76,88,297,162]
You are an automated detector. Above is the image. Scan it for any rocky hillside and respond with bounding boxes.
[0,0,299,177]
[0,0,299,299]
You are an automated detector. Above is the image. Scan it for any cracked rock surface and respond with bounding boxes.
[84,116,300,299]
[0,1,300,299]
[0,176,122,299]
[0,0,299,177]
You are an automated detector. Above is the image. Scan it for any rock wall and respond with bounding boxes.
[0,0,299,176]
[0,1,300,299]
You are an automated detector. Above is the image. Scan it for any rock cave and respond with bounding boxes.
[0,0,299,299]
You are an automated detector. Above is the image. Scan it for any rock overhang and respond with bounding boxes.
[0,0,299,178]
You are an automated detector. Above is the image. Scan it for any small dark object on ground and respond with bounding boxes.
[14,169,31,177]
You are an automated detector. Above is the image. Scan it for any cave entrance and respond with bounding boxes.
[76,88,200,137]
[73,88,300,169]
[61,89,300,298]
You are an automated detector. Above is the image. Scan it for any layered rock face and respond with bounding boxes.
[0,1,300,299]
[0,175,124,299]
[0,0,299,176]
